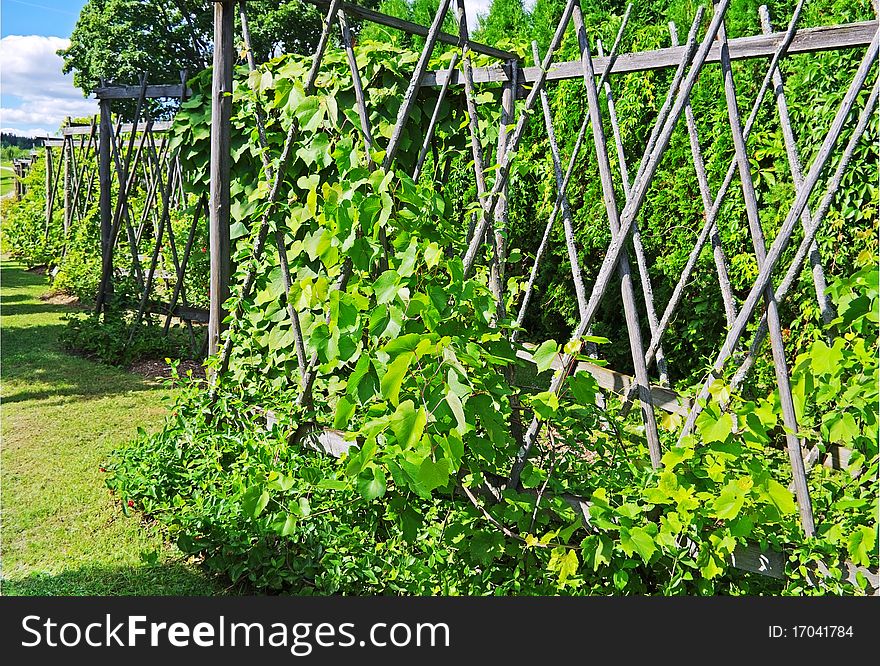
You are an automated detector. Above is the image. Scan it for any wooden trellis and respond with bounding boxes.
[44,78,209,352]
[197,0,878,589]
[14,0,864,586]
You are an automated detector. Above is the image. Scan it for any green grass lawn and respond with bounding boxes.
[1,161,15,197]
[1,259,221,595]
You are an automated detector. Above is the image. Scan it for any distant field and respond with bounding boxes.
[1,161,15,197]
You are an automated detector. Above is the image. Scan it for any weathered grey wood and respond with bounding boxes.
[679,33,878,444]
[303,0,515,61]
[596,38,670,387]
[148,300,210,324]
[44,144,54,240]
[492,58,517,294]
[110,78,150,294]
[571,4,662,470]
[63,121,173,136]
[531,41,589,323]
[164,197,204,334]
[208,0,234,357]
[731,79,879,390]
[382,0,452,169]
[423,20,877,86]
[668,23,738,329]
[515,346,692,416]
[128,145,177,343]
[41,138,64,148]
[97,98,113,313]
[338,9,375,155]
[454,0,503,312]
[637,0,811,379]
[412,52,459,181]
[462,0,578,277]
[512,6,632,342]
[62,134,70,237]
[512,1,730,484]
[761,6,834,325]
[93,84,190,99]
[716,11,814,536]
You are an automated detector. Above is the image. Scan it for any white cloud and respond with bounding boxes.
[0,35,97,136]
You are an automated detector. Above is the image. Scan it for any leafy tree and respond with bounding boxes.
[473,0,530,47]
[59,0,335,95]
[361,0,414,46]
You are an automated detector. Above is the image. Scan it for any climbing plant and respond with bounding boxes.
[104,34,878,595]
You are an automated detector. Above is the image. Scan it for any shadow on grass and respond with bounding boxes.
[0,302,83,317]
[1,324,159,403]
[2,562,223,596]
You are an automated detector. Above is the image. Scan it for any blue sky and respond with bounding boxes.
[1,0,91,136]
[1,0,85,38]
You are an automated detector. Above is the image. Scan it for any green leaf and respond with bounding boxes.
[242,487,270,518]
[357,467,387,500]
[417,457,450,492]
[445,389,467,432]
[825,411,860,444]
[847,526,876,567]
[763,479,797,515]
[373,269,400,304]
[809,339,843,375]
[712,480,747,520]
[557,549,579,584]
[531,340,559,374]
[230,220,248,239]
[568,371,598,405]
[380,352,413,406]
[700,411,734,443]
[619,526,656,562]
[279,514,297,537]
[390,400,427,450]
[424,242,442,268]
[531,391,558,420]
[333,396,356,429]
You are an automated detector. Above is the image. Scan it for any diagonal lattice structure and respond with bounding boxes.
[200,0,878,549]
[33,0,872,586]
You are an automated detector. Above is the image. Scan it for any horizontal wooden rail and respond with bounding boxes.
[516,346,692,416]
[303,0,517,61]
[145,300,209,323]
[93,84,191,99]
[63,121,174,136]
[423,20,877,86]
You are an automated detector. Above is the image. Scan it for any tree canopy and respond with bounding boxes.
[59,0,335,94]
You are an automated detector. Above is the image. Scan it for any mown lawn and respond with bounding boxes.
[0,259,220,595]
[1,162,15,197]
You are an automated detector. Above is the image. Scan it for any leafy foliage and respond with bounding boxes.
[105,30,877,595]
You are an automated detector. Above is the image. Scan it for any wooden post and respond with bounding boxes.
[679,35,878,440]
[44,144,53,240]
[208,0,234,358]
[760,5,834,325]
[716,10,814,536]
[571,3,662,469]
[63,132,70,237]
[98,98,113,311]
